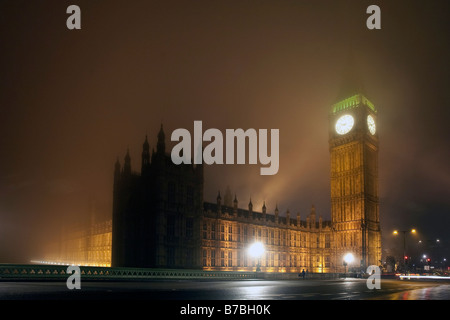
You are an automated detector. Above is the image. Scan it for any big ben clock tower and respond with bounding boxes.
[329,90,382,272]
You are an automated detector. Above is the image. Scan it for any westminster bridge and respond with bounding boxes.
[0,263,341,281]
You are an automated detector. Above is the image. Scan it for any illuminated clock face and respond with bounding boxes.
[367,115,376,135]
[335,114,354,135]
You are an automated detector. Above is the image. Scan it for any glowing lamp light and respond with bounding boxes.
[343,253,354,264]
[248,242,265,258]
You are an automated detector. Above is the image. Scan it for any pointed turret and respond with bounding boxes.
[123,148,131,176]
[262,201,267,221]
[310,204,316,229]
[217,191,222,215]
[143,134,149,150]
[157,124,165,154]
[275,203,279,223]
[217,191,222,205]
[141,135,150,174]
[114,157,121,181]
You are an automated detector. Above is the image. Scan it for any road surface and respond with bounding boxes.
[0,278,449,300]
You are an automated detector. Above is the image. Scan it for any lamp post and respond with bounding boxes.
[343,253,354,278]
[393,229,416,273]
[248,242,265,272]
[332,226,337,274]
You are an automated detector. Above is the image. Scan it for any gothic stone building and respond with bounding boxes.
[112,90,382,273]
[112,126,204,268]
[202,197,332,273]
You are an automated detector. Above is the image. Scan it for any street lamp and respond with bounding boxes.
[393,229,417,274]
[343,253,354,278]
[248,242,265,272]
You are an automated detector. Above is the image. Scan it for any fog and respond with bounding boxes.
[0,0,449,263]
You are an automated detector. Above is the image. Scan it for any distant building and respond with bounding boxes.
[44,212,112,267]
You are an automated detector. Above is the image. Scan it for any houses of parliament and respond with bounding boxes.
[45,87,382,274]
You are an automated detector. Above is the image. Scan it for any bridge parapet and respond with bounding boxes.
[0,264,259,281]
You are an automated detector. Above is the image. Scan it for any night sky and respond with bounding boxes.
[0,0,449,263]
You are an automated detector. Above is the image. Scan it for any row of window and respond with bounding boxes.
[202,249,331,268]
[202,222,331,248]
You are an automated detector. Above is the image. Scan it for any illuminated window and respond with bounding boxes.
[211,222,216,240]
[325,256,330,268]
[211,250,216,266]
[325,234,331,248]
[203,250,207,266]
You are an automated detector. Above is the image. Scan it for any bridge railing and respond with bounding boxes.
[0,264,353,281]
[0,264,259,281]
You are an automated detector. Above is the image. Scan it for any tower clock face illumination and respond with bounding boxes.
[367,115,376,135]
[335,115,354,135]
